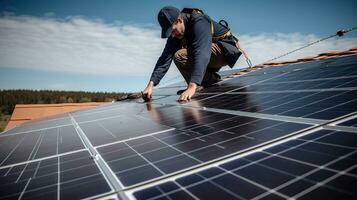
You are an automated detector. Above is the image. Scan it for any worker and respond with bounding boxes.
[142,6,242,102]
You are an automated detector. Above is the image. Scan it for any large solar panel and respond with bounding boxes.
[132,128,357,200]
[1,54,357,199]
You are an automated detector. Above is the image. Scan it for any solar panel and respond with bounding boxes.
[0,125,84,167]
[132,129,357,200]
[1,54,357,199]
[96,108,311,187]
[0,150,112,199]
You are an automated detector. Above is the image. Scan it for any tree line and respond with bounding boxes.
[0,89,139,115]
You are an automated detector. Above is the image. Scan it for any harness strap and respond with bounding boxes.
[184,8,253,68]
[233,36,253,68]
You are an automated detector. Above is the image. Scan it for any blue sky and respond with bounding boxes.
[0,0,356,92]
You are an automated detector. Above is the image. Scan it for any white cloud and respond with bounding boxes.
[236,32,357,67]
[0,15,356,80]
[0,15,165,76]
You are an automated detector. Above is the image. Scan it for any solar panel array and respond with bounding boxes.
[1,54,357,199]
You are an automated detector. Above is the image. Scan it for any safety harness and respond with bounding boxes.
[182,8,253,68]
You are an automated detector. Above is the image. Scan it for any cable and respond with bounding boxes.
[264,27,357,63]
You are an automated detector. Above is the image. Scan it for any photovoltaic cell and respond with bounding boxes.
[0,125,84,167]
[198,90,357,120]
[97,106,310,187]
[79,114,172,147]
[3,115,72,135]
[0,151,112,200]
[133,129,357,200]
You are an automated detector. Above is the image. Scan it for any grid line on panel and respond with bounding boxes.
[95,128,176,149]
[117,121,314,190]
[57,156,60,200]
[0,136,26,166]
[293,163,357,199]
[0,150,116,200]
[0,124,72,138]
[128,122,347,189]
[18,177,32,200]
[200,71,357,94]
[296,137,357,151]
[249,132,357,199]
[131,128,357,200]
[70,103,121,117]
[33,161,41,178]
[221,87,357,94]
[124,141,166,175]
[101,117,271,172]
[68,113,129,200]
[189,172,248,200]
[56,128,60,155]
[302,97,356,120]
[190,69,290,102]
[265,150,357,179]
[1,114,74,136]
[252,64,357,89]
[242,75,357,86]
[198,90,356,122]
[152,135,203,164]
[15,162,28,183]
[204,107,326,125]
[205,91,355,117]
[0,149,86,170]
[29,133,43,161]
[98,121,118,139]
[263,61,357,82]
[218,166,291,199]
[252,150,357,200]
[151,97,336,125]
[172,180,200,200]
[276,91,351,115]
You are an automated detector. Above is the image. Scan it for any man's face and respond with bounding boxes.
[171,17,185,39]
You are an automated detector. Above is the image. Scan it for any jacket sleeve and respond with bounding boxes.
[150,37,179,86]
[190,15,212,85]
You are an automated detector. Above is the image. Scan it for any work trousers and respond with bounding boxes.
[173,43,227,86]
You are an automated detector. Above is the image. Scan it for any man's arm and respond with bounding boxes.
[143,37,179,101]
[178,15,212,101]
[150,37,179,86]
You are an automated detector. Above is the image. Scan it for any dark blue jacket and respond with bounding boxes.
[150,11,241,86]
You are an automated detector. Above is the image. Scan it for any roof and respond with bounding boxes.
[5,102,107,131]
[219,46,357,81]
[0,48,356,200]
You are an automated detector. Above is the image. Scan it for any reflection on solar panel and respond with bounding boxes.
[1,54,357,199]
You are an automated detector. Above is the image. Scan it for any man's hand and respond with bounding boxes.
[178,82,197,101]
[142,81,154,102]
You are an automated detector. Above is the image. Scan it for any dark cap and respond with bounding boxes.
[157,6,180,38]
